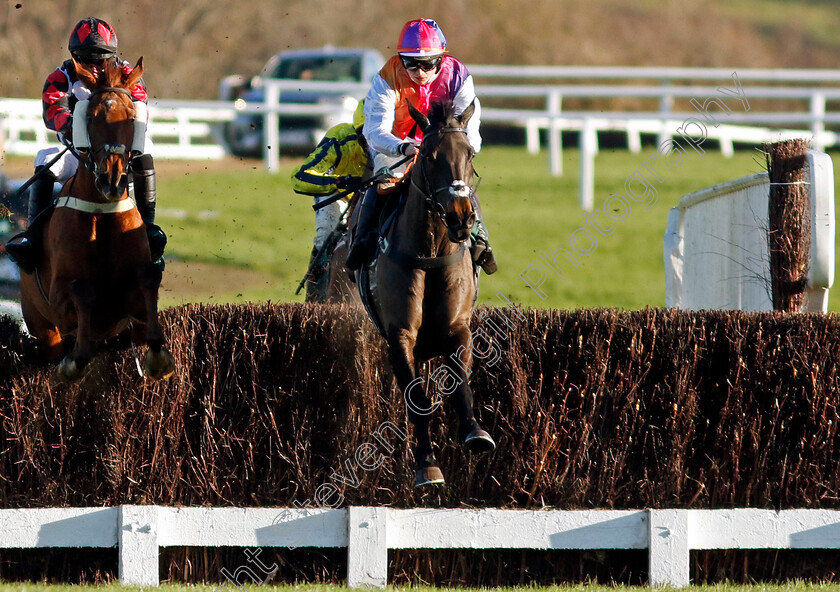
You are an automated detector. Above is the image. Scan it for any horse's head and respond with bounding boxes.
[73,57,144,201]
[409,100,478,243]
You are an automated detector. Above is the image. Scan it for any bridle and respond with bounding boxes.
[77,87,135,190]
[410,126,480,221]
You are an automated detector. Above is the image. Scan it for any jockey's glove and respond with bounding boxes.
[336,175,359,189]
[398,141,417,156]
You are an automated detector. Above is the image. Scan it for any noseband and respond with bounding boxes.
[412,127,478,219]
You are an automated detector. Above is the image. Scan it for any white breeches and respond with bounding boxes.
[314,195,349,250]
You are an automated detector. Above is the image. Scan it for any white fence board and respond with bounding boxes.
[156,507,346,547]
[386,508,647,549]
[0,507,117,548]
[688,509,840,549]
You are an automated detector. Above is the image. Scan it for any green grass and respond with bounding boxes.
[155,144,781,310]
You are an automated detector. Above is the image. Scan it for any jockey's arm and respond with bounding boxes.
[452,76,482,154]
[363,77,404,157]
[292,137,362,196]
[42,68,73,135]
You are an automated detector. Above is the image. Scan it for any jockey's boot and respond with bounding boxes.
[132,154,167,267]
[305,245,328,303]
[471,219,498,275]
[4,166,57,274]
[345,186,379,271]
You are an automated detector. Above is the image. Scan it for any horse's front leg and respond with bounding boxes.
[57,279,94,383]
[136,261,175,380]
[446,323,496,454]
[388,327,444,487]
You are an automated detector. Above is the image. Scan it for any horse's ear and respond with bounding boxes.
[73,59,98,88]
[406,100,429,131]
[456,99,476,128]
[124,56,144,91]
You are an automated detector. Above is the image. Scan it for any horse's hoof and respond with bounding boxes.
[415,465,445,488]
[463,427,496,454]
[144,348,175,380]
[57,356,87,384]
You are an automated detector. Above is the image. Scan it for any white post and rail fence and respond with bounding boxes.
[2,505,840,588]
[4,66,840,210]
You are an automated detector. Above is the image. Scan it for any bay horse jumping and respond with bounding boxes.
[356,100,495,487]
[19,57,175,383]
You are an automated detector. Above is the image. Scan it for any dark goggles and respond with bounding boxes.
[400,56,442,72]
[72,50,115,65]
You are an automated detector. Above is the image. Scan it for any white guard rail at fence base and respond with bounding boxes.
[665,149,835,312]
[1,506,840,588]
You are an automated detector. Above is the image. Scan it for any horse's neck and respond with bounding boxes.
[67,167,98,200]
[397,180,451,257]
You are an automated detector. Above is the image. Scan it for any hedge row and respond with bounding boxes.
[1,303,839,583]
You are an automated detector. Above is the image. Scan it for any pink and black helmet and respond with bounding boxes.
[397,19,447,58]
[68,17,118,62]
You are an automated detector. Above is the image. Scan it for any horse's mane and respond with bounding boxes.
[102,59,126,89]
[427,100,459,129]
[82,59,127,90]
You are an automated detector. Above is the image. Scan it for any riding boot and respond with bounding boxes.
[4,166,57,274]
[305,245,328,303]
[345,186,379,271]
[131,154,167,266]
[472,219,498,275]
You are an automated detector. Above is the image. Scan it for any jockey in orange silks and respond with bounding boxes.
[345,18,496,274]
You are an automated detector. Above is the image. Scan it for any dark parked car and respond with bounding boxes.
[219,46,385,156]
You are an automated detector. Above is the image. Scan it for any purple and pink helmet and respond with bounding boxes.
[397,19,447,58]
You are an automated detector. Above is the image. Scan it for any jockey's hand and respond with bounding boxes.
[398,141,417,157]
[335,176,357,190]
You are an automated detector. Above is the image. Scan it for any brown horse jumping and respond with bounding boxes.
[20,57,174,383]
[356,100,495,487]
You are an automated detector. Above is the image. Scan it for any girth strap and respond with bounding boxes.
[54,196,136,214]
[382,240,468,269]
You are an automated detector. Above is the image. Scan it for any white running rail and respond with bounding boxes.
[1,506,840,588]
